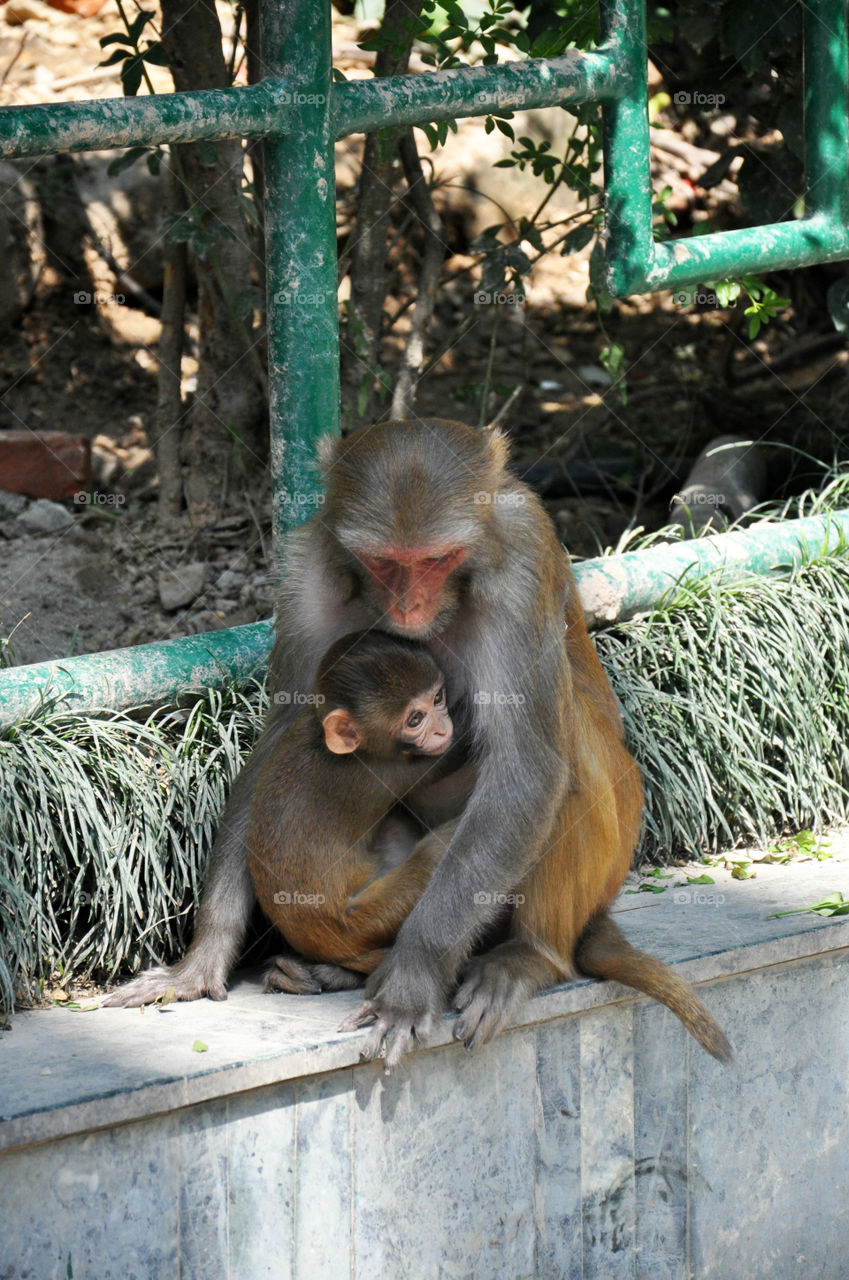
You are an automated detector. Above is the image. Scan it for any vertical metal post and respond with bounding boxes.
[261,0,340,557]
[600,0,653,296]
[804,0,849,221]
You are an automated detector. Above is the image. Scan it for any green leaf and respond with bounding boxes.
[560,224,595,255]
[99,48,131,68]
[126,9,155,45]
[770,892,849,919]
[141,42,169,67]
[121,56,143,97]
[687,873,715,884]
[107,147,148,177]
[99,32,131,49]
[192,1039,209,1053]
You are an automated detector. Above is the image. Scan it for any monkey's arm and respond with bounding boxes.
[404,761,478,830]
[268,824,455,990]
[344,613,571,1064]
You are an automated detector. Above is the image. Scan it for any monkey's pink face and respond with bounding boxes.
[358,547,467,633]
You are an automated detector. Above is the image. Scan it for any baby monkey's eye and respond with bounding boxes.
[434,686,446,706]
[406,710,424,728]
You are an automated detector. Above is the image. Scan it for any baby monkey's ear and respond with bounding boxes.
[322,709,362,754]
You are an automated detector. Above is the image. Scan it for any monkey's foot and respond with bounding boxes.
[264,955,363,995]
[338,999,433,1071]
[338,951,446,1070]
[453,943,550,1048]
[102,958,228,1008]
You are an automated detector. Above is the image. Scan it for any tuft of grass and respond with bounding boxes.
[0,681,266,1018]
[598,551,849,859]
[2,476,849,1020]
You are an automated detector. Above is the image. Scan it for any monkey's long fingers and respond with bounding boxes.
[383,1014,432,1069]
[339,1000,379,1032]
[103,965,227,1007]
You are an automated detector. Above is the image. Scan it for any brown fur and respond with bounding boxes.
[107,418,730,1065]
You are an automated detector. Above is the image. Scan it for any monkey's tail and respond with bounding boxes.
[574,911,732,1064]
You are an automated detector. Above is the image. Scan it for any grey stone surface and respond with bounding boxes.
[534,1018,582,1280]
[579,1004,636,1278]
[15,497,74,535]
[2,858,848,1155]
[1,857,848,1280]
[228,1084,297,1279]
[352,1030,536,1279]
[295,1072,353,1279]
[158,560,207,611]
[633,1003,689,1280]
[0,1111,180,1279]
[688,948,849,1280]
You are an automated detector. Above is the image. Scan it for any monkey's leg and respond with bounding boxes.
[453,744,643,1048]
[264,947,391,994]
[338,823,459,1056]
[265,827,455,1001]
[104,721,288,1007]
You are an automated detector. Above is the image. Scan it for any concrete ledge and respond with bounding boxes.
[2,858,848,1155]
[2,857,849,1279]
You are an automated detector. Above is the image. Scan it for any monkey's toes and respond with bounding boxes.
[339,999,378,1032]
[264,956,322,995]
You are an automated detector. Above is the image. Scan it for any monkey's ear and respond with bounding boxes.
[482,424,509,475]
[322,709,362,754]
[317,433,340,474]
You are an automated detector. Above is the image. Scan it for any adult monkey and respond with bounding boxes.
[107,419,730,1067]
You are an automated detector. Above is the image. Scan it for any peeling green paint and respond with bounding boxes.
[3,514,847,727]
[0,622,271,728]
[0,80,293,157]
[0,0,846,717]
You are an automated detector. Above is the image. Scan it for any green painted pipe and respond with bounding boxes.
[1,513,846,728]
[577,509,849,627]
[0,80,293,158]
[332,49,620,138]
[605,0,849,295]
[262,0,340,540]
[0,622,272,729]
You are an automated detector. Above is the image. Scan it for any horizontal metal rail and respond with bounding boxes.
[1,511,846,728]
[0,0,845,718]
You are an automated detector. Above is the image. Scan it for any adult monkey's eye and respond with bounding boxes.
[434,687,446,705]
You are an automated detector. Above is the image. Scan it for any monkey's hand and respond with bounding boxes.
[452,944,545,1048]
[102,955,228,1008]
[338,950,447,1070]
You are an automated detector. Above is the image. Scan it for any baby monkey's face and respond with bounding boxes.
[396,682,452,757]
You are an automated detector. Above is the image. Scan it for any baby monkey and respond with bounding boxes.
[247,630,457,993]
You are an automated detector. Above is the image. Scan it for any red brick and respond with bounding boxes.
[0,432,91,500]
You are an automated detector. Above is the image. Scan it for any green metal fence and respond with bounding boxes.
[0,0,847,720]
